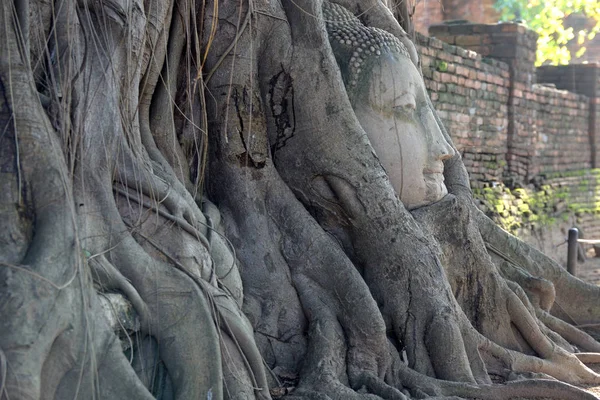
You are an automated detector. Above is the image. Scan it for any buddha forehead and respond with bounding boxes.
[366,54,422,104]
[322,1,412,90]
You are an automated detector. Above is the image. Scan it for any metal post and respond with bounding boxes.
[567,228,579,276]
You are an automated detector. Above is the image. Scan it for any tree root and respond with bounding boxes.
[264,176,399,398]
[476,208,600,325]
[11,0,600,396]
[113,184,211,252]
[394,359,599,399]
[89,254,152,330]
[82,329,155,400]
[148,0,190,184]
[111,189,270,399]
[425,313,477,383]
[539,311,600,353]
[576,353,600,364]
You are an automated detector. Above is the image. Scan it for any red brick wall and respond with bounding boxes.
[509,84,591,178]
[414,2,598,63]
[428,23,538,85]
[537,65,600,167]
[414,1,444,35]
[414,0,500,35]
[442,0,500,24]
[417,27,599,186]
[417,34,510,185]
[416,23,600,256]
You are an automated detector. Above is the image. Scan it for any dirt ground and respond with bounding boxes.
[577,247,600,285]
[587,367,600,398]
[565,249,600,398]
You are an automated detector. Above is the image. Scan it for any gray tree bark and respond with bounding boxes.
[2,0,600,399]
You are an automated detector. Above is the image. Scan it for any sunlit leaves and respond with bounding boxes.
[495,0,600,65]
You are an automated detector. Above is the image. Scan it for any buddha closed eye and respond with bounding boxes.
[323,2,455,210]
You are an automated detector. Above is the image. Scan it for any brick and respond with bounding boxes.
[436,35,456,45]
[430,38,444,49]
[455,35,482,46]
[456,65,470,77]
[429,25,450,35]
[490,43,518,58]
[499,23,520,33]
[456,47,469,58]
[417,28,595,185]
[446,25,480,35]
[475,46,492,56]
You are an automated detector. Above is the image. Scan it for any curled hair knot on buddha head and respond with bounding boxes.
[322,2,412,100]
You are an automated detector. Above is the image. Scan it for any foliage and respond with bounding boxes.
[474,169,600,235]
[494,0,600,65]
[474,180,573,233]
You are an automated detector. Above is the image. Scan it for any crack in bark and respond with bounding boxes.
[268,69,295,155]
[233,87,266,168]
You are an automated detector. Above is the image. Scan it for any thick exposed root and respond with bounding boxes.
[290,314,404,400]
[208,150,397,398]
[409,195,600,386]
[7,0,600,397]
[576,353,600,364]
[425,313,477,383]
[267,0,493,389]
[479,333,600,386]
[394,359,598,399]
[0,7,151,399]
[476,208,600,325]
[539,311,600,353]
[89,254,152,329]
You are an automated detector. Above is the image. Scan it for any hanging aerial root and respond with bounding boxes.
[112,146,206,230]
[218,298,271,400]
[0,347,6,399]
[89,254,152,330]
[114,185,211,251]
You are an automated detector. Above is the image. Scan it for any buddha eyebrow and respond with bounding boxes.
[393,93,416,105]
[391,83,416,99]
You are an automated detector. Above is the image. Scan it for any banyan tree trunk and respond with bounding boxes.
[2,0,600,399]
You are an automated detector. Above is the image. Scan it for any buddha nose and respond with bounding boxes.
[427,115,455,161]
[434,134,455,161]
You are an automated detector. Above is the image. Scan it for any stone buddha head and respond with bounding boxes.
[323,2,455,210]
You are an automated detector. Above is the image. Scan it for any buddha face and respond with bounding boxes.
[351,53,455,210]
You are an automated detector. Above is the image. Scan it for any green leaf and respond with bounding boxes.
[494,0,600,65]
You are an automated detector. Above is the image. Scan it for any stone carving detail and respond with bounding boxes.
[324,2,455,209]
